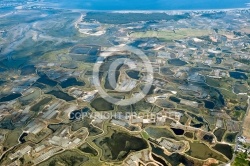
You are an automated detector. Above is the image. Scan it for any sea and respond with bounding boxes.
[45,0,250,10]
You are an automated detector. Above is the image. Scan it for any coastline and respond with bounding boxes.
[15,0,250,13]
[70,7,250,13]
[78,7,250,13]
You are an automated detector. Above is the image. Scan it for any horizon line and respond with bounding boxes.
[69,7,250,13]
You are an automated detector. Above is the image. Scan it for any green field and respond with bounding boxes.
[130,29,212,41]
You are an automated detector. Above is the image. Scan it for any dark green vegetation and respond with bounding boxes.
[47,90,75,101]
[234,58,250,66]
[202,134,214,144]
[61,62,78,69]
[187,112,204,123]
[70,45,100,55]
[104,71,120,90]
[212,143,233,160]
[20,65,36,75]
[184,132,193,139]
[214,128,226,142]
[19,89,41,106]
[132,99,153,112]
[168,58,187,66]
[0,117,15,130]
[3,129,23,148]
[145,127,175,139]
[71,118,102,136]
[179,113,189,125]
[84,12,190,24]
[233,152,250,166]
[30,97,52,112]
[151,143,204,166]
[69,45,100,63]
[48,123,64,133]
[102,57,124,90]
[38,150,89,166]
[186,142,227,162]
[233,82,249,94]
[225,132,238,143]
[160,67,174,75]
[91,98,114,111]
[32,82,47,89]
[117,105,132,112]
[155,99,175,108]
[139,84,156,95]
[95,130,148,161]
[169,96,181,103]
[79,143,98,156]
[70,54,98,63]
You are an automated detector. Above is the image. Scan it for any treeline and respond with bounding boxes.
[84,12,190,24]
